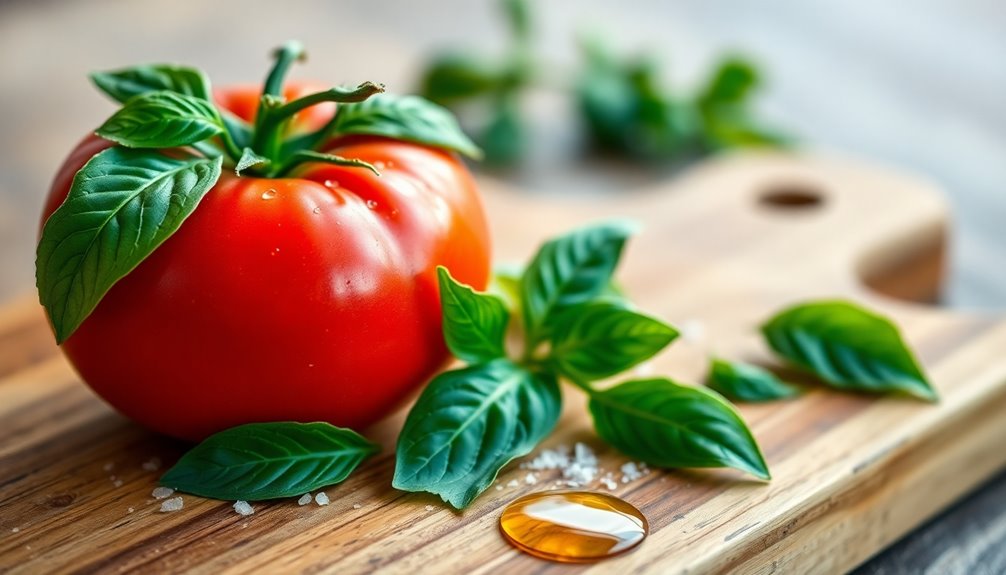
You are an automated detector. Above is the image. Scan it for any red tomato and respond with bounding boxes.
[42,85,491,441]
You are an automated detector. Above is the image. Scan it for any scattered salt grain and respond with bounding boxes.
[152,487,174,499]
[505,479,519,488]
[128,507,135,514]
[102,462,115,472]
[353,504,361,509]
[495,486,503,491]
[113,479,123,488]
[620,461,649,483]
[159,497,183,512]
[11,527,19,533]
[600,472,618,491]
[141,458,162,472]
[524,473,537,485]
[424,505,434,512]
[297,494,313,506]
[233,501,254,516]
[314,493,330,506]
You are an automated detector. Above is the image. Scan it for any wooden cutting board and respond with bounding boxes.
[1,152,1004,574]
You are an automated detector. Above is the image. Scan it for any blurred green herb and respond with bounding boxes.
[417,0,788,167]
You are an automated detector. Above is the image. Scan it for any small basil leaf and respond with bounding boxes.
[438,267,510,364]
[707,358,800,402]
[90,64,212,103]
[235,147,270,176]
[96,91,224,148]
[550,301,678,383]
[589,378,770,479]
[331,93,483,159]
[761,300,937,401]
[36,148,222,343]
[419,52,503,104]
[698,57,759,110]
[519,220,638,345]
[393,359,560,509]
[160,422,379,501]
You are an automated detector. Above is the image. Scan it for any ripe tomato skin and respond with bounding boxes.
[41,86,491,441]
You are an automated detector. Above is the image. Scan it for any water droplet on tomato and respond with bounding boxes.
[261,189,277,200]
[323,180,339,189]
[312,207,322,214]
[499,491,648,563]
[366,200,378,209]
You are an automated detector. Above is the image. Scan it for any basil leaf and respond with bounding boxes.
[519,220,637,345]
[698,57,759,110]
[393,359,560,509]
[761,300,937,401]
[438,267,510,364]
[589,378,770,479]
[161,422,378,501]
[419,52,503,104]
[550,301,677,383]
[235,147,270,176]
[36,148,222,343]
[707,358,800,402]
[331,93,483,159]
[96,91,224,148]
[90,64,212,103]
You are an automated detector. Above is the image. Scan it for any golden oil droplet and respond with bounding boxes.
[499,491,648,563]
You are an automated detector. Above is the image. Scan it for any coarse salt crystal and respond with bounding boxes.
[353,504,361,509]
[11,527,19,533]
[506,479,519,488]
[113,480,123,488]
[297,494,313,506]
[495,486,503,491]
[128,507,135,513]
[233,501,254,516]
[141,458,162,471]
[314,493,329,506]
[524,473,537,485]
[424,505,434,511]
[160,497,183,512]
[152,487,174,499]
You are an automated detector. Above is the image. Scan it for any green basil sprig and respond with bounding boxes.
[706,358,801,403]
[37,41,481,343]
[761,300,938,401]
[394,222,770,509]
[161,422,378,500]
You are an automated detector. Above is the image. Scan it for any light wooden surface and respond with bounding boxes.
[1,152,1004,574]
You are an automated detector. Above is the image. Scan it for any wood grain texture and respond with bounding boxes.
[1,152,1005,574]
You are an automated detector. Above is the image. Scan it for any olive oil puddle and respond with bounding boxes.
[499,491,648,563]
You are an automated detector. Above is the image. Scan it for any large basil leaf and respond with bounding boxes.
[96,91,224,148]
[438,266,510,364]
[161,422,378,500]
[90,64,212,103]
[393,359,560,509]
[550,301,677,383]
[419,52,503,104]
[519,220,636,345]
[331,93,482,159]
[36,148,222,343]
[589,378,770,479]
[707,358,800,402]
[761,300,937,401]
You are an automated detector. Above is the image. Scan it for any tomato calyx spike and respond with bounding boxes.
[274,150,380,178]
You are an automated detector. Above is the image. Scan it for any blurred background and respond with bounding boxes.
[0,0,1003,571]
